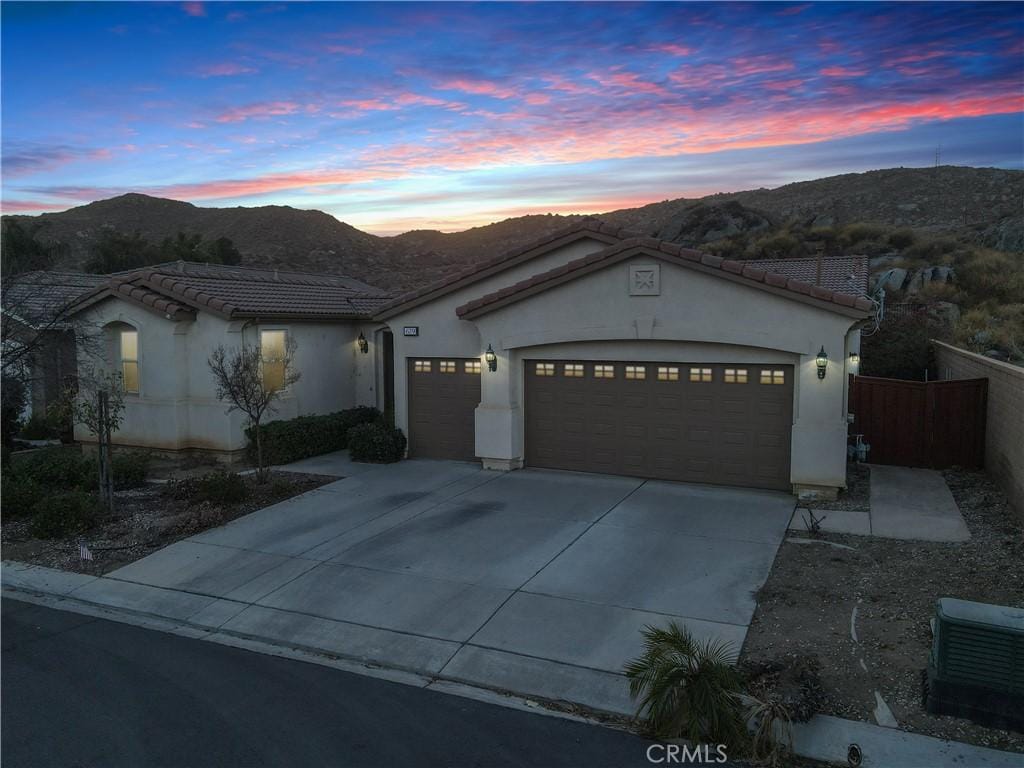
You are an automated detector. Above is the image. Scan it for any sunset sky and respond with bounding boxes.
[2,1,1022,233]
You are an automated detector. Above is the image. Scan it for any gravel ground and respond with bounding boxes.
[803,462,871,513]
[742,468,1023,753]
[2,471,335,574]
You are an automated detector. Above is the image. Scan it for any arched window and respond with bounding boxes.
[120,329,139,393]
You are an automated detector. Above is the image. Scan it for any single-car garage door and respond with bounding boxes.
[525,360,793,490]
[407,357,482,460]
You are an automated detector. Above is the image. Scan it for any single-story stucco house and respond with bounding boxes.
[66,220,874,497]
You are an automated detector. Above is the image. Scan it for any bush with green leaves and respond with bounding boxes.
[245,406,383,465]
[28,490,101,539]
[18,412,60,440]
[624,622,747,746]
[1,476,45,518]
[12,447,93,489]
[109,452,150,489]
[171,469,250,505]
[347,422,407,463]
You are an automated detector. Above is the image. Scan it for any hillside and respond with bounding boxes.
[4,166,1022,291]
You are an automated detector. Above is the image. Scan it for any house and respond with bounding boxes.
[2,271,108,425]
[376,220,875,498]
[66,262,391,456]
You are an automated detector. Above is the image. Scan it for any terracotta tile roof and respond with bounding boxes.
[70,262,391,321]
[375,217,641,319]
[2,271,107,328]
[455,238,876,320]
[745,255,870,296]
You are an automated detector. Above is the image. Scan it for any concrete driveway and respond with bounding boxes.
[102,454,795,714]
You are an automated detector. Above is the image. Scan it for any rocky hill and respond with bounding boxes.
[5,166,1021,291]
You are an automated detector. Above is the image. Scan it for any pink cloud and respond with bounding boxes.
[588,69,671,96]
[197,62,258,77]
[325,44,364,55]
[648,43,693,57]
[0,199,70,213]
[214,101,303,123]
[181,2,206,18]
[729,56,795,77]
[437,77,518,99]
[820,66,867,77]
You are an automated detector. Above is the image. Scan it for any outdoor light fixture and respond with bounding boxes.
[484,344,497,372]
[849,351,860,367]
[816,346,829,379]
[357,332,369,354]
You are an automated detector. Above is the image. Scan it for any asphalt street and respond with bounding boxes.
[1,598,655,768]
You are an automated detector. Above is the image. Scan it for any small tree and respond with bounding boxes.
[53,370,126,510]
[208,340,300,480]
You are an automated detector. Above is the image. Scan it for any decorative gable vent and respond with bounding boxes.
[926,597,1024,731]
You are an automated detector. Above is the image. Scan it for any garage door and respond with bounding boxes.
[525,360,793,490]
[407,357,481,460]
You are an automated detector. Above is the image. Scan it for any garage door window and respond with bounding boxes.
[625,365,646,380]
[657,366,680,381]
[760,369,786,385]
[535,362,555,376]
[464,360,482,374]
[689,367,713,383]
[439,360,456,373]
[564,363,584,377]
[414,360,431,373]
[724,368,748,384]
[594,364,615,379]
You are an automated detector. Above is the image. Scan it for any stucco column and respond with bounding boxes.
[474,341,523,470]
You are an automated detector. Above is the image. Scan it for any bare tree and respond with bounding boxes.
[208,339,300,480]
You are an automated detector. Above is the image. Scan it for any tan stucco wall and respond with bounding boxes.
[385,246,863,493]
[934,341,1024,519]
[73,298,377,454]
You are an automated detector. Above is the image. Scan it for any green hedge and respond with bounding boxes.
[348,422,407,464]
[245,407,382,465]
[28,490,102,539]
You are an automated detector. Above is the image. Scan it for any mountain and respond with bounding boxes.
[5,166,1022,291]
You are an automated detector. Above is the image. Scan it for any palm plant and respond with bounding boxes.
[742,694,793,767]
[624,622,747,747]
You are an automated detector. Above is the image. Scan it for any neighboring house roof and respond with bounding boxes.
[455,238,876,320]
[69,261,392,322]
[375,218,641,320]
[745,255,870,296]
[2,271,108,328]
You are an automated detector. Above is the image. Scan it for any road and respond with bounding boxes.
[2,598,654,767]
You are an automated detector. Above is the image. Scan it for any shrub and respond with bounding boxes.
[624,622,747,746]
[245,406,383,465]
[1,476,45,518]
[195,470,249,505]
[28,490,101,539]
[860,314,943,380]
[13,447,93,489]
[348,422,407,463]
[19,412,60,440]
[110,452,150,489]
[838,223,886,247]
[888,229,916,249]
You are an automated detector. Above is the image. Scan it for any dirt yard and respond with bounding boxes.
[2,471,335,575]
[742,468,1023,753]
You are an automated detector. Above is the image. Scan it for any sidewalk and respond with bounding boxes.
[4,562,1021,768]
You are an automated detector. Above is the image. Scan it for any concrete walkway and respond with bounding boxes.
[2,454,795,716]
[791,464,970,542]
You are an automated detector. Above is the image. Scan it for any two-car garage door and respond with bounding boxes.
[525,360,794,491]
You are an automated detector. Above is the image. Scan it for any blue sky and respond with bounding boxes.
[2,2,1021,232]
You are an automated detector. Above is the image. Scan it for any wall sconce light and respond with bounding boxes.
[357,332,369,354]
[484,344,497,372]
[849,351,860,367]
[815,346,829,379]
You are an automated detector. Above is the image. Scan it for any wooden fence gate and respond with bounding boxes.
[848,375,988,468]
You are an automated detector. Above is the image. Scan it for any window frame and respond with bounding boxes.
[563,363,584,378]
[593,364,615,379]
[624,365,646,380]
[413,359,432,373]
[759,368,786,385]
[120,329,140,395]
[259,329,291,392]
[656,366,680,382]
[723,368,749,384]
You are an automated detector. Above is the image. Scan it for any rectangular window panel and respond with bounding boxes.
[657,366,680,381]
[413,360,432,373]
[260,330,288,391]
[760,369,785,385]
[464,360,482,374]
[689,367,713,383]
[594,364,615,379]
[564,363,584,378]
[724,368,748,384]
[535,362,555,376]
[625,365,646,380]
[439,360,456,373]
[120,330,139,393]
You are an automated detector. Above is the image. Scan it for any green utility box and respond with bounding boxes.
[926,597,1024,732]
